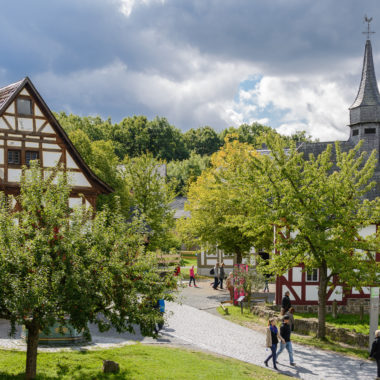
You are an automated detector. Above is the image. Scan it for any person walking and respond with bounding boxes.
[263,279,269,292]
[219,262,225,289]
[284,307,295,332]
[189,265,197,287]
[212,263,219,289]
[226,272,234,303]
[369,329,380,379]
[276,315,296,366]
[264,318,284,370]
[281,291,291,315]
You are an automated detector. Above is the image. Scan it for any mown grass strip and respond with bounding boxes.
[0,344,291,379]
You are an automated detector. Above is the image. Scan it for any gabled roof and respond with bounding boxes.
[350,39,380,109]
[0,77,113,194]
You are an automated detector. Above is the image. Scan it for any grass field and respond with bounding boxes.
[294,312,376,335]
[0,344,291,380]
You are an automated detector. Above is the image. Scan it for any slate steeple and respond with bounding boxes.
[349,38,380,140]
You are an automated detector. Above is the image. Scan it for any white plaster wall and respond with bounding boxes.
[35,119,45,130]
[69,197,82,208]
[292,285,302,299]
[4,116,15,129]
[359,225,376,238]
[66,153,79,169]
[34,105,44,117]
[0,168,4,179]
[20,89,29,96]
[0,148,3,165]
[43,151,61,167]
[362,287,370,294]
[25,142,39,148]
[352,288,360,295]
[41,124,55,134]
[223,259,234,266]
[305,285,319,301]
[7,140,21,147]
[71,172,91,187]
[8,169,22,182]
[18,118,33,131]
[328,286,343,301]
[293,267,302,282]
[207,259,217,265]
[43,143,60,150]
[0,118,9,130]
[6,102,15,113]
[282,272,288,281]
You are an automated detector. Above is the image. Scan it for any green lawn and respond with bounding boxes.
[217,305,369,360]
[294,312,376,335]
[0,344,290,380]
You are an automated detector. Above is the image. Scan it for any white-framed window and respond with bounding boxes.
[306,268,318,282]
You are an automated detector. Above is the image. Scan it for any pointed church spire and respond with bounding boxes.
[350,39,380,110]
[349,37,380,126]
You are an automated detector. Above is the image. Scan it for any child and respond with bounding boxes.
[189,265,197,287]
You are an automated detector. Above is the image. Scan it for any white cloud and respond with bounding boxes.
[118,0,165,17]
[229,74,358,141]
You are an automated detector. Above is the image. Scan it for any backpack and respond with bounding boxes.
[210,268,215,275]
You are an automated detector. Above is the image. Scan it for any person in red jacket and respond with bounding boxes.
[189,266,197,287]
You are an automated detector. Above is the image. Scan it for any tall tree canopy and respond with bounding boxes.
[249,133,380,338]
[177,136,258,263]
[122,154,179,252]
[0,164,177,379]
[183,126,222,156]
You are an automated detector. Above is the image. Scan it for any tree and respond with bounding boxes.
[183,126,222,156]
[122,154,179,252]
[0,163,177,379]
[250,133,380,338]
[166,152,210,196]
[178,136,259,263]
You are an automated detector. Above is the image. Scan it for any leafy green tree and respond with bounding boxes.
[67,130,130,214]
[0,163,177,379]
[167,152,210,195]
[55,112,110,142]
[122,154,179,252]
[183,126,222,156]
[178,137,258,263]
[112,116,188,161]
[250,133,380,338]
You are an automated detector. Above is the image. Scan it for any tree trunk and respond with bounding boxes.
[236,250,242,264]
[317,262,328,339]
[25,321,39,380]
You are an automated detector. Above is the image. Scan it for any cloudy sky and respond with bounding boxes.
[1,0,379,141]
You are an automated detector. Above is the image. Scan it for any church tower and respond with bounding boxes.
[349,25,380,143]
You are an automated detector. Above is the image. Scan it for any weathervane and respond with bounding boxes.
[363,15,375,40]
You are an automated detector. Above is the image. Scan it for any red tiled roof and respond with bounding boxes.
[0,79,24,111]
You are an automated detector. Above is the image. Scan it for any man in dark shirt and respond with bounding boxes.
[276,315,295,366]
[281,291,291,314]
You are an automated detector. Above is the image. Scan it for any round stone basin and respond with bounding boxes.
[22,322,85,346]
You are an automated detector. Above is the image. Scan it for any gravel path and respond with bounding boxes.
[165,301,375,380]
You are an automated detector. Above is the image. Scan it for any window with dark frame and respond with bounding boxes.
[8,150,21,165]
[306,268,318,282]
[352,129,359,136]
[25,151,39,166]
[364,128,376,134]
[16,98,33,115]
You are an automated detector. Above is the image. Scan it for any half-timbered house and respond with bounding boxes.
[0,77,113,207]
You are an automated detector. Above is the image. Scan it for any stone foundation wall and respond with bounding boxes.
[292,298,370,314]
[251,305,369,348]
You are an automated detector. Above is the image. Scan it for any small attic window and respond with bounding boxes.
[352,129,359,136]
[365,128,376,134]
[17,98,32,115]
